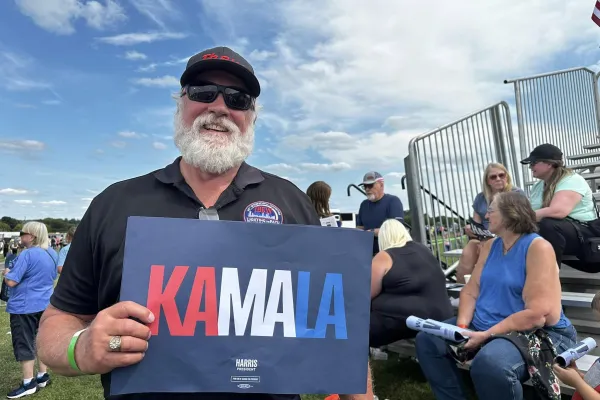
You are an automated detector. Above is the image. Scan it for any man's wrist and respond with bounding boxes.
[68,328,88,373]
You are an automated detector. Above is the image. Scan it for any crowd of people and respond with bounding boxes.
[2,45,600,400]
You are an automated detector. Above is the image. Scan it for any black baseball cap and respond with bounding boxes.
[520,143,563,164]
[180,46,261,97]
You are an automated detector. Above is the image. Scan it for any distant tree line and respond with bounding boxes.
[0,216,80,234]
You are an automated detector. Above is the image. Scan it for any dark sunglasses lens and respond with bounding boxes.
[223,88,252,110]
[364,184,373,189]
[187,85,218,103]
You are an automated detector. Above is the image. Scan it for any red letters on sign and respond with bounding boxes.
[147,265,218,336]
[182,267,218,336]
[147,265,187,336]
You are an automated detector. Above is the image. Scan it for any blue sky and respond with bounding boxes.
[0,0,599,220]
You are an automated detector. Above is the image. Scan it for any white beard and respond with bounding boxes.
[173,110,254,175]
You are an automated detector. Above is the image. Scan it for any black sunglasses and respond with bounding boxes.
[181,83,254,111]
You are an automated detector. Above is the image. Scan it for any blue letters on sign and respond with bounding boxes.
[112,217,373,396]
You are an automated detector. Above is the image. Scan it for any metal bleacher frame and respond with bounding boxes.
[388,66,600,395]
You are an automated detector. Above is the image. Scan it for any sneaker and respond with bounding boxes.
[6,380,37,399]
[36,373,50,388]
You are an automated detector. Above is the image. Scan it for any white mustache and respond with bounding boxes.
[192,113,239,133]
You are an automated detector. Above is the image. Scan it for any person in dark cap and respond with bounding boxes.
[521,143,599,272]
[36,46,374,400]
[356,171,404,255]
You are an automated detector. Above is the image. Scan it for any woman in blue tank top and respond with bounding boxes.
[416,191,577,400]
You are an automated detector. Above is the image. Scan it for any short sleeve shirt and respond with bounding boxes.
[472,187,524,229]
[356,194,404,253]
[529,173,596,221]
[6,247,58,314]
[57,243,70,267]
[50,158,319,400]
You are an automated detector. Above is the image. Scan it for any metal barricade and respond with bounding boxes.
[505,67,600,192]
[405,102,520,269]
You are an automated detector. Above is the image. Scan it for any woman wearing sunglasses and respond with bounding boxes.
[522,143,599,273]
[456,163,523,283]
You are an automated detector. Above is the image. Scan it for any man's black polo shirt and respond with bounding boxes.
[51,157,320,400]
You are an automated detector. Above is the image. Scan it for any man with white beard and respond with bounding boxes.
[36,46,374,400]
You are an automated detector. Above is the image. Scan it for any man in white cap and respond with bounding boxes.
[357,171,404,255]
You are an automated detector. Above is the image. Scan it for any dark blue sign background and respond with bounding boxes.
[110,216,373,396]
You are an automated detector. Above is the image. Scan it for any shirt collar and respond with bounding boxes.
[154,157,264,189]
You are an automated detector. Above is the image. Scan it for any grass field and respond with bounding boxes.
[0,309,436,400]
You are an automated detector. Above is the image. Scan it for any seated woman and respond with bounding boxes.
[306,181,342,227]
[370,219,453,348]
[415,191,577,400]
[457,162,522,283]
[522,143,598,272]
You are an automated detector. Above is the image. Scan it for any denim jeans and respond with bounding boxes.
[415,317,578,400]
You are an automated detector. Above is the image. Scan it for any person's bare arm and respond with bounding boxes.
[488,238,561,335]
[339,363,374,400]
[535,190,582,221]
[456,238,493,327]
[37,305,94,376]
[371,252,391,299]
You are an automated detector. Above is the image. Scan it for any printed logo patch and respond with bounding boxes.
[243,201,283,224]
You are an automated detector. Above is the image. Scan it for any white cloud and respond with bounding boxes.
[110,141,127,148]
[258,0,597,134]
[153,142,167,150]
[299,162,351,172]
[0,51,53,92]
[137,55,191,72]
[118,130,145,138]
[15,0,127,35]
[132,75,179,87]
[263,161,351,173]
[0,140,46,152]
[386,172,404,179]
[96,31,187,46]
[129,0,180,28]
[0,189,31,195]
[249,49,277,62]
[124,50,147,61]
[40,200,67,205]
[14,200,33,204]
[81,197,93,201]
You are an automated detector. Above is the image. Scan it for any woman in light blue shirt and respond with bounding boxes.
[4,221,57,398]
[56,225,76,274]
[521,143,598,272]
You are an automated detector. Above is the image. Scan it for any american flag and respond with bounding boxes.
[593,0,600,27]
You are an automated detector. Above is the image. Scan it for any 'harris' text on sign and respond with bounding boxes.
[147,266,347,339]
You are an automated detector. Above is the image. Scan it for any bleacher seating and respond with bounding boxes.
[386,143,600,394]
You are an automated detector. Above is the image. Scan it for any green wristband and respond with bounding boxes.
[67,328,87,372]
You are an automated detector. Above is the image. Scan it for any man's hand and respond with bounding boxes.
[76,301,154,375]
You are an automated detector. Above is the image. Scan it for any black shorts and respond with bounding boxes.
[10,312,43,362]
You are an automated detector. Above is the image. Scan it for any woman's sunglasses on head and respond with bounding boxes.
[181,82,255,111]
